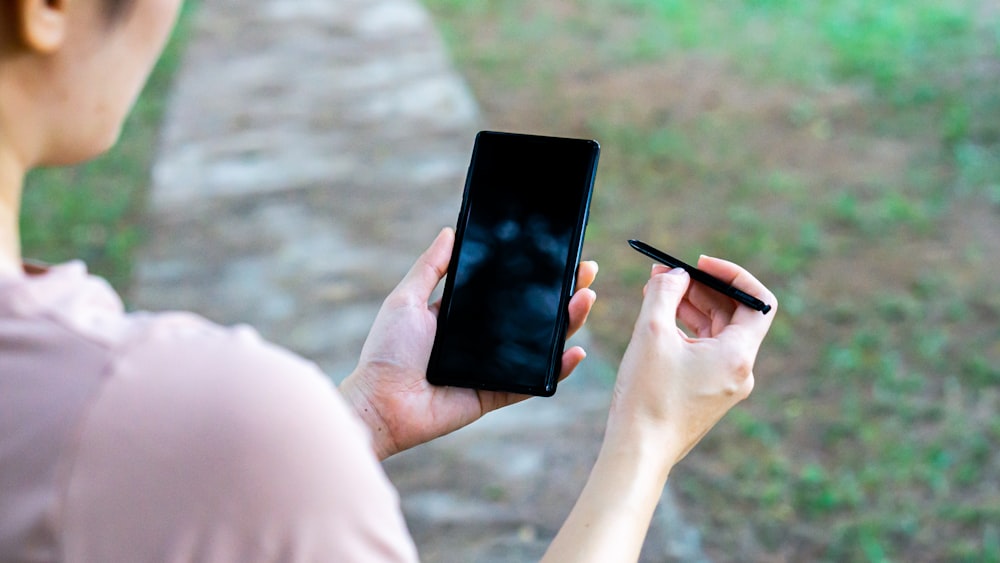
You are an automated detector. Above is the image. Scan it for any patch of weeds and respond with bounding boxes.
[712,205,825,276]
[822,3,973,93]
[730,408,782,448]
[793,463,864,519]
[943,102,973,146]
[585,120,699,185]
[615,0,707,51]
[827,514,913,562]
[963,354,1000,387]
[823,183,943,236]
[954,141,1000,208]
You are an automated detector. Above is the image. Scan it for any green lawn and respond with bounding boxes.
[19,3,196,295]
[424,0,1000,560]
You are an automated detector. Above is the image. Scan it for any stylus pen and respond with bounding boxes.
[627,239,772,315]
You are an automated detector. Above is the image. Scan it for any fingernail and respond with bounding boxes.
[666,267,688,277]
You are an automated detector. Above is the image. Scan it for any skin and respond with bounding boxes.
[544,260,774,562]
[0,0,181,276]
[1,1,778,560]
[349,234,777,562]
[339,228,599,460]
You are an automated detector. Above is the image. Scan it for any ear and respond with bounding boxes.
[16,0,69,54]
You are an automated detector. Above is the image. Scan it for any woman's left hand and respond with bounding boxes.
[339,228,598,460]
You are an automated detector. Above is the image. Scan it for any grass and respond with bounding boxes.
[424,0,1000,560]
[13,1,997,559]
[19,3,196,295]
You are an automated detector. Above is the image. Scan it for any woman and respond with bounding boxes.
[0,1,777,561]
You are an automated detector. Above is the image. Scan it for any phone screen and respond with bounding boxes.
[427,131,600,396]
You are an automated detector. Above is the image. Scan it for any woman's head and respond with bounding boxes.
[0,0,182,167]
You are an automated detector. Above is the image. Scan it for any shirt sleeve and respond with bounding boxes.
[59,314,418,562]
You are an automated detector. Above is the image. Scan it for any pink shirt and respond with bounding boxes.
[0,262,418,562]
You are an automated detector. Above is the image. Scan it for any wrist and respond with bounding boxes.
[602,412,686,480]
[338,372,398,461]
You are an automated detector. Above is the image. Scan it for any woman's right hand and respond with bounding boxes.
[608,258,778,469]
[542,257,776,563]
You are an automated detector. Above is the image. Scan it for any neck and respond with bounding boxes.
[0,146,24,277]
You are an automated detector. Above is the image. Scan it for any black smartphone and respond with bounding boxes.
[426,131,600,397]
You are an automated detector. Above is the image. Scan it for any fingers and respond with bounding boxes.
[552,261,600,373]
[558,346,587,382]
[676,299,713,338]
[395,228,454,303]
[566,288,596,340]
[565,260,599,339]
[635,265,690,339]
[576,260,599,292]
[478,345,588,413]
[696,255,773,305]
[695,255,777,342]
[642,256,777,346]
[679,280,738,337]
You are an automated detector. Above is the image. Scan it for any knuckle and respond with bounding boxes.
[723,372,754,400]
[639,314,671,339]
[650,272,684,292]
[384,288,420,310]
[725,354,755,388]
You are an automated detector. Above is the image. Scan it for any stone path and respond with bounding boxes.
[132,0,705,560]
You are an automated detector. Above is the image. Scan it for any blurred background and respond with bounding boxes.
[22,0,999,561]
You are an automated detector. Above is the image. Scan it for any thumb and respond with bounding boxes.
[637,266,690,331]
[396,228,454,301]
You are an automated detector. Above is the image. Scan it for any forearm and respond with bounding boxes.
[542,428,675,563]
